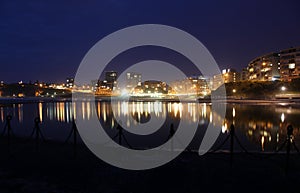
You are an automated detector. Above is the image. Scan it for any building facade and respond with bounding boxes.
[126,72,142,91]
[66,78,74,88]
[247,53,280,81]
[170,76,210,95]
[221,69,240,83]
[105,71,118,90]
[142,80,168,94]
[211,69,239,90]
[241,68,248,81]
[280,47,300,81]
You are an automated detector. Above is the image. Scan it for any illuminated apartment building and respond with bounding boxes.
[280,47,300,81]
[247,53,280,81]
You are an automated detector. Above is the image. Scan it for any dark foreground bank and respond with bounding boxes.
[0,138,300,193]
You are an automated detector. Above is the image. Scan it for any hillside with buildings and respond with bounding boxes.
[217,79,300,99]
[1,46,299,99]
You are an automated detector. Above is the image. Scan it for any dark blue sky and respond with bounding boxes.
[1,0,300,83]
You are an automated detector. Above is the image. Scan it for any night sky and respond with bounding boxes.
[1,0,300,83]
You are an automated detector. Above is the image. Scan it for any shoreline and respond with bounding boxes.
[1,96,300,104]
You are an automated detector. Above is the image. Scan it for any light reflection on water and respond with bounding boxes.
[0,101,300,152]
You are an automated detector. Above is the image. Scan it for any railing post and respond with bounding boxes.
[117,125,123,145]
[72,120,77,158]
[34,117,41,152]
[169,123,175,151]
[230,124,235,167]
[286,125,293,173]
[6,115,12,154]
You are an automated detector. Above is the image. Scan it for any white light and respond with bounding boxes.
[222,123,228,133]
[121,89,128,96]
[289,63,295,69]
[281,113,285,123]
[261,136,265,151]
[232,107,236,118]
[281,86,286,91]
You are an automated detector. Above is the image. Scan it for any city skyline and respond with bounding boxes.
[1,45,300,86]
[1,0,300,83]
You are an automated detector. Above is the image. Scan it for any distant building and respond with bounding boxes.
[170,76,210,95]
[197,76,211,95]
[212,74,223,90]
[105,71,118,90]
[221,69,240,83]
[91,79,114,95]
[91,79,99,91]
[280,47,300,81]
[247,53,280,81]
[241,68,248,81]
[211,69,239,90]
[94,80,112,95]
[142,80,168,94]
[126,72,142,91]
[66,78,74,88]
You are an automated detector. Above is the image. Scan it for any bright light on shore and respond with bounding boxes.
[281,86,286,91]
[121,89,128,96]
[281,113,285,123]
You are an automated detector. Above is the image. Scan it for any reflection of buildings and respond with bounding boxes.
[247,53,280,81]
[245,121,275,151]
[280,47,300,81]
[11,101,213,125]
[225,105,300,151]
[3,101,300,152]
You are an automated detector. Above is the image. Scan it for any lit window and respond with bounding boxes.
[289,63,296,69]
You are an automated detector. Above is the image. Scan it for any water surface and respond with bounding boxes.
[0,100,299,152]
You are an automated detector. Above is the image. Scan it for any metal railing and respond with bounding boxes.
[1,114,299,173]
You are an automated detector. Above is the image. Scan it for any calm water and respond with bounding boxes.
[0,100,300,152]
